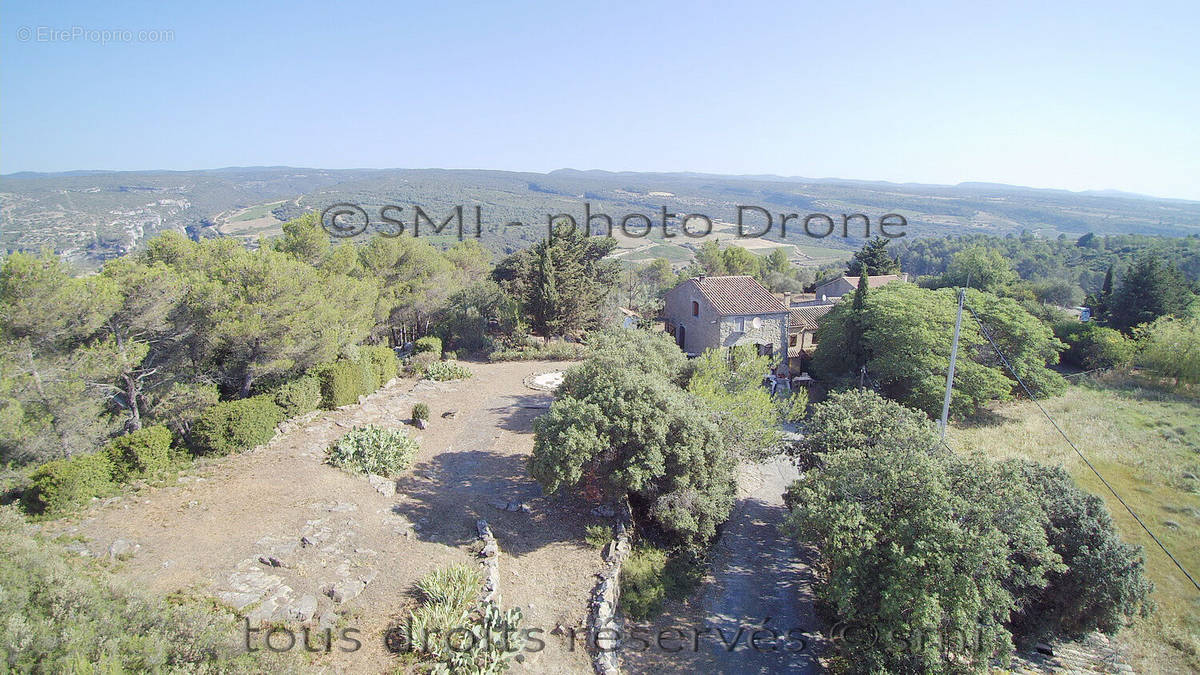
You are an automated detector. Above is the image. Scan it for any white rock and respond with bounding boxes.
[368,474,396,497]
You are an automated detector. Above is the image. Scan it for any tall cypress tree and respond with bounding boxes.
[847,269,871,373]
[529,241,562,340]
[852,268,870,312]
[1092,263,1116,321]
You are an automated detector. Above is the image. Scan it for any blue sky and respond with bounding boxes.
[3,1,1198,199]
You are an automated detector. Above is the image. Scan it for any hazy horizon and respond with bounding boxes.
[4,164,1196,205]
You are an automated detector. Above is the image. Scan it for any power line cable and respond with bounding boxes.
[963,304,1200,593]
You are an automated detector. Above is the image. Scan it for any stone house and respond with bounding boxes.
[812,273,909,302]
[663,275,790,374]
[788,304,833,354]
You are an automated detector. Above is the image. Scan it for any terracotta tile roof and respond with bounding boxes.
[789,304,834,330]
[690,276,787,315]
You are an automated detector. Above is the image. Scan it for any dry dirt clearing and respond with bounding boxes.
[39,360,606,674]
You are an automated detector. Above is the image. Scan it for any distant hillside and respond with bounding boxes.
[2,167,1198,267]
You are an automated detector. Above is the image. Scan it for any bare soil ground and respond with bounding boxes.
[39,360,605,674]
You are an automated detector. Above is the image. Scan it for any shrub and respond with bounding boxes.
[411,402,430,422]
[618,545,705,619]
[584,524,611,548]
[271,374,322,417]
[404,351,440,377]
[1135,315,1200,386]
[416,563,481,610]
[1008,460,1153,642]
[327,425,419,477]
[105,425,173,482]
[488,341,587,362]
[23,452,117,516]
[189,396,284,456]
[364,344,399,384]
[317,361,368,408]
[414,336,443,357]
[620,546,668,619]
[442,350,457,361]
[423,360,473,381]
[396,564,525,671]
[784,437,1059,673]
[1056,322,1135,370]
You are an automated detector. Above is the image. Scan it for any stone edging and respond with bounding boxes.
[477,519,500,603]
[589,524,631,675]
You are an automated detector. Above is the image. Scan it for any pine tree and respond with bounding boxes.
[1107,256,1193,330]
[847,237,900,276]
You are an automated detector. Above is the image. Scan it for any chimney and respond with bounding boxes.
[783,292,792,306]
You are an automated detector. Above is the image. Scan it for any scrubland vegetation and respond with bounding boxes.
[0,504,291,673]
[2,209,1198,672]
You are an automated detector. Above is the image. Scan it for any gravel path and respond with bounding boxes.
[624,457,826,673]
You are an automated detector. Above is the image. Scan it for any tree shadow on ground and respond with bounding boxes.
[390,388,603,558]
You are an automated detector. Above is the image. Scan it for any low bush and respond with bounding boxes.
[619,545,703,619]
[272,374,322,417]
[488,341,587,362]
[364,344,399,384]
[327,425,419,477]
[189,396,284,456]
[105,425,173,482]
[1056,322,1135,370]
[443,350,457,361]
[1008,460,1153,642]
[404,351,440,377]
[0,504,287,671]
[414,336,443,357]
[411,402,430,422]
[423,360,473,381]
[395,564,525,671]
[1135,315,1200,386]
[620,546,668,619]
[317,360,368,408]
[584,524,611,548]
[23,452,117,516]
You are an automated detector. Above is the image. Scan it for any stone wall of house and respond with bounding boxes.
[718,313,789,365]
[663,283,721,353]
[814,277,854,300]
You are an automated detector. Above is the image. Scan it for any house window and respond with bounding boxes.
[691,301,699,317]
[789,334,798,347]
[758,343,773,357]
